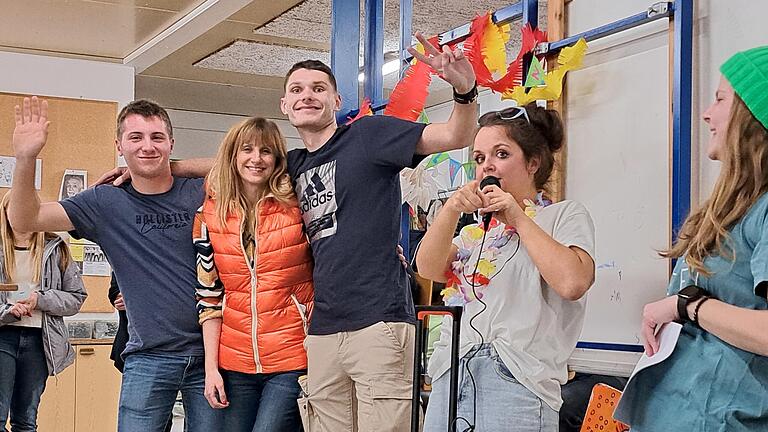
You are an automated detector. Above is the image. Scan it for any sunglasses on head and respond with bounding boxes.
[496,106,530,123]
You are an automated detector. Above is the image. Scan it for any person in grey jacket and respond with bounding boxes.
[0,193,87,431]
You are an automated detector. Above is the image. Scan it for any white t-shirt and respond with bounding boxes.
[7,249,43,328]
[427,200,595,411]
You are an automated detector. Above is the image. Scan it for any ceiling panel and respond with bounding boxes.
[83,0,196,10]
[195,40,330,77]
[0,0,203,59]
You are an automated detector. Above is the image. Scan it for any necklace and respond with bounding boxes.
[441,192,552,306]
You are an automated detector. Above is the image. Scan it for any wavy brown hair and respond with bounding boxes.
[662,95,768,275]
[206,117,295,229]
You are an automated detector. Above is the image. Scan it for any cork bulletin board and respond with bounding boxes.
[0,92,117,313]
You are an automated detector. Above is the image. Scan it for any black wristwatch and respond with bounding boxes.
[453,82,478,104]
[676,285,710,322]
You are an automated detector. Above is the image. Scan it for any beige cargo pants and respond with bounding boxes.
[298,321,419,432]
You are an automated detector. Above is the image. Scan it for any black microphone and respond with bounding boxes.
[479,175,501,230]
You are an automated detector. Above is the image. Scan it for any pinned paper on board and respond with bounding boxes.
[69,237,111,277]
[83,243,110,277]
[59,169,87,200]
[0,156,42,190]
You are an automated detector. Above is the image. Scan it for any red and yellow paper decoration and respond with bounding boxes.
[384,36,438,121]
[345,97,373,125]
[465,15,547,93]
[384,13,588,121]
[502,37,588,105]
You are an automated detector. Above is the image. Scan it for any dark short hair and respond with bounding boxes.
[283,60,337,92]
[116,99,173,139]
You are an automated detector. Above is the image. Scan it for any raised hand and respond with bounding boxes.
[13,96,50,160]
[407,32,476,94]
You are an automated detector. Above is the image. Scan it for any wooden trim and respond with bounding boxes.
[546,0,567,202]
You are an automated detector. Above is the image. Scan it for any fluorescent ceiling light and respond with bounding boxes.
[358,59,401,82]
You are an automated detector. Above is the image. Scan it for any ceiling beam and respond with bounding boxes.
[124,0,253,73]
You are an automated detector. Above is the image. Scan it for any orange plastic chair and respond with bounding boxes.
[579,383,630,432]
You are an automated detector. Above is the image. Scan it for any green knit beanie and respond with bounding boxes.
[720,45,768,130]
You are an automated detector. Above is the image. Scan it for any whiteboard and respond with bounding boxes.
[565,35,671,375]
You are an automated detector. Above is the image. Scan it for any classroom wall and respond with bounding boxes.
[0,51,134,108]
[562,0,768,376]
[0,51,134,321]
[167,109,304,160]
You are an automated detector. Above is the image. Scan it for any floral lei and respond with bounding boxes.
[441,192,552,306]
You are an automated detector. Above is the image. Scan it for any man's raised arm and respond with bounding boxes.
[9,97,74,233]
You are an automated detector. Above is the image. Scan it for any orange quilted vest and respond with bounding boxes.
[201,196,313,374]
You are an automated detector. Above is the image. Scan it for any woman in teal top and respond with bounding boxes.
[614,46,768,430]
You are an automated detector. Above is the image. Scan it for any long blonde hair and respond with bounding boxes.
[662,95,768,275]
[0,193,70,283]
[206,117,295,228]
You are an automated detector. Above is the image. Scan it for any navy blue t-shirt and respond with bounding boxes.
[288,115,427,335]
[60,177,206,357]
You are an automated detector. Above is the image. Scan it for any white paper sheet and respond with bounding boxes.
[627,322,682,382]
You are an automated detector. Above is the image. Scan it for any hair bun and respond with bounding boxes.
[525,103,565,152]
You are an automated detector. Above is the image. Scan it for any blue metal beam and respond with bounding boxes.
[437,2,524,45]
[521,0,538,30]
[539,2,673,55]
[520,0,538,85]
[399,1,525,60]
[364,0,384,104]
[399,0,413,77]
[671,0,693,239]
[399,0,414,261]
[331,0,360,123]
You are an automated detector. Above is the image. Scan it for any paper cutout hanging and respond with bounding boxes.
[524,56,546,87]
[448,158,463,186]
[384,35,439,121]
[462,161,476,180]
[384,14,586,120]
[503,37,588,105]
[345,98,373,125]
[384,60,433,121]
[400,165,443,211]
[481,15,511,76]
[465,15,547,94]
[425,152,450,169]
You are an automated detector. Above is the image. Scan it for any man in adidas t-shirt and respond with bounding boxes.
[281,39,477,431]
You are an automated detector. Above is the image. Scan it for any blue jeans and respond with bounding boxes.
[424,344,558,432]
[221,369,304,432]
[0,326,49,432]
[118,352,223,432]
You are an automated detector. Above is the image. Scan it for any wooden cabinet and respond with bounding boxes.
[37,341,121,432]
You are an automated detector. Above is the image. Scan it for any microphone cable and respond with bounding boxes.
[451,215,521,432]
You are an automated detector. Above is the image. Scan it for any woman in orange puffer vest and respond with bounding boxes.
[193,117,313,432]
